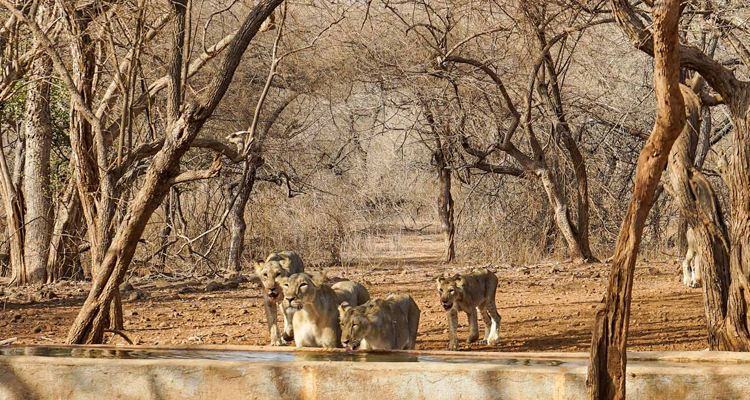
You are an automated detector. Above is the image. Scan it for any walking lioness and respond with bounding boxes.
[435,269,501,351]
[339,294,420,351]
[254,251,304,345]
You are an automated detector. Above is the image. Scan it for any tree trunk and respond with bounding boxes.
[721,106,750,351]
[587,2,685,398]
[537,166,586,263]
[157,188,174,268]
[66,0,284,344]
[47,180,83,282]
[22,50,53,285]
[665,85,733,349]
[436,153,455,263]
[1,134,25,286]
[227,157,260,271]
[535,30,596,261]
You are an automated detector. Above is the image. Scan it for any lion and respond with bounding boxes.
[278,272,342,348]
[339,294,420,351]
[331,280,371,307]
[682,227,703,288]
[253,251,304,346]
[435,268,501,351]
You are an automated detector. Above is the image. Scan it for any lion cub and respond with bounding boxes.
[253,251,304,346]
[435,269,501,351]
[339,294,420,351]
[279,272,370,348]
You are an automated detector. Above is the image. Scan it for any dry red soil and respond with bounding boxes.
[0,235,706,352]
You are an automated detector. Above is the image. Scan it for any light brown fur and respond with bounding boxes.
[332,280,371,306]
[435,268,501,351]
[279,272,342,348]
[253,251,304,345]
[339,294,420,350]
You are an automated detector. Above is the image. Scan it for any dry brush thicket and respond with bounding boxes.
[0,0,749,354]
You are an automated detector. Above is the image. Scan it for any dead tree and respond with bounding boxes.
[431,8,611,263]
[226,93,298,272]
[586,1,686,399]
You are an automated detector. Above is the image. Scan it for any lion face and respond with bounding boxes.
[254,260,289,303]
[339,303,372,350]
[279,272,324,311]
[436,275,465,311]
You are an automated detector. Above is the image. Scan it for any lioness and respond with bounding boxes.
[339,294,420,351]
[278,272,343,348]
[435,269,501,351]
[682,227,703,288]
[331,280,371,306]
[253,251,304,345]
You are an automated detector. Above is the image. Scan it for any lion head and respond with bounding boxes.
[278,272,326,310]
[338,301,377,350]
[435,274,466,311]
[254,259,290,303]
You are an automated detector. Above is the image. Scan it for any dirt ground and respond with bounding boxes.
[0,235,706,352]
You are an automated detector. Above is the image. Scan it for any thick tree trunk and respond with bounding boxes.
[22,51,53,285]
[587,2,685,398]
[722,107,750,351]
[436,154,455,263]
[537,167,586,263]
[227,158,259,271]
[66,11,100,278]
[666,85,733,349]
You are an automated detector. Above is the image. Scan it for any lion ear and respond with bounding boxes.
[253,261,264,275]
[434,274,445,284]
[338,301,351,319]
[456,275,466,287]
[310,271,327,286]
[278,255,292,271]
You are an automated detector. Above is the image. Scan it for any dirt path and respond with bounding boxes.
[0,234,706,352]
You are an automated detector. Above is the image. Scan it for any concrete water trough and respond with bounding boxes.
[2,345,750,399]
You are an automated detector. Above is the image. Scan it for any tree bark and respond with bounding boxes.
[436,152,455,263]
[587,1,685,398]
[47,179,83,282]
[537,166,586,263]
[722,107,750,351]
[22,47,53,285]
[534,27,595,261]
[0,134,25,286]
[227,156,260,271]
[665,85,733,349]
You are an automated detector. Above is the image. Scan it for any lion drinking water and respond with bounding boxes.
[279,272,370,348]
[339,294,420,351]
